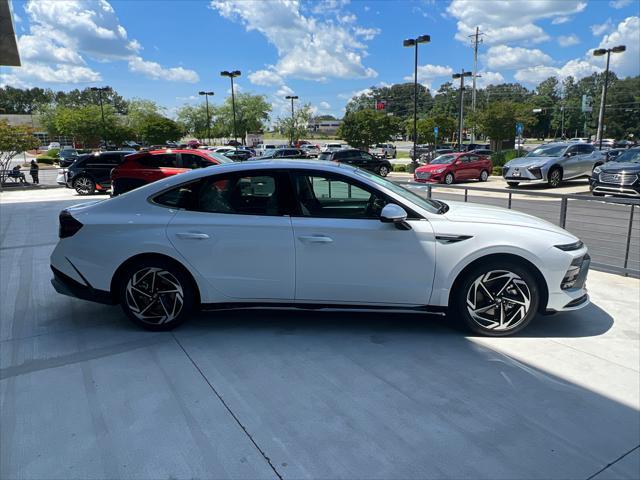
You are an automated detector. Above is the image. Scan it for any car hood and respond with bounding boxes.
[601,162,640,174]
[505,156,556,167]
[442,200,575,237]
[416,164,452,172]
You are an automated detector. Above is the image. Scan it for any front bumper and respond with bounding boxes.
[414,171,445,183]
[589,175,640,197]
[503,165,546,182]
[547,253,591,312]
[51,265,115,305]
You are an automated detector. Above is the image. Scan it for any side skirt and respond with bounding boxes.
[200,302,447,316]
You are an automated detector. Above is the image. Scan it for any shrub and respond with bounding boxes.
[47,148,60,158]
[393,164,407,172]
[491,148,525,166]
[36,158,56,165]
[492,166,503,176]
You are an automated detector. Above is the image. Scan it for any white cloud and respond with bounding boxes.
[128,57,199,82]
[3,0,200,87]
[248,69,284,86]
[552,16,570,25]
[483,45,553,70]
[0,63,101,88]
[558,34,580,47]
[210,0,377,81]
[514,60,601,86]
[475,71,505,88]
[447,0,586,44]
[319,101,331,109]
[403,64,454,90]
[591,18,615,36]
[610,0,633,8]
[353,26,380,40]
[13,12,22,23]
[594,16,640,77]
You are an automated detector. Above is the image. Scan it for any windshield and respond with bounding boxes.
[430,154,457,165]
[526,145,566,157]
[59,150,77,158]
[205,151,234,163]
[612,149,640,163]
[354,168,440,214]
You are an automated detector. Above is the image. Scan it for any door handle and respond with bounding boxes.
[298,235,333,244]
[176,232,210,240]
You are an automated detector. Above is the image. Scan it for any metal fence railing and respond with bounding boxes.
[395,181,640,278]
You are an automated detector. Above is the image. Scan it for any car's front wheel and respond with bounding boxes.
[73,176,95,195]
[548,167,562,188]
[479,170,489,182]
[452,260,540,336]
[444,172,455,184]
[118,258,196,331]
[378,165,390,177]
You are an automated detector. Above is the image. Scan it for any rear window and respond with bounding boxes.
[318,152,332,161]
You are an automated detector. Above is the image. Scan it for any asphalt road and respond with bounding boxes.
[1,189,639,479]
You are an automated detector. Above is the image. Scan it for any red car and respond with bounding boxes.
[414,151,492,184]
[111,149,232,195]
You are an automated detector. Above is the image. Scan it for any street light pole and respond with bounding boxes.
[403,34,430,168]
[220,70,241,144]
[452,70,472,151]
[198,91,214,144]
[90,86,109,149]
[593,45,626,150]
[285,95,299,146]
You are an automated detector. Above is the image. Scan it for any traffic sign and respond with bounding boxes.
[434,126,439,136]
[516,122,524,137]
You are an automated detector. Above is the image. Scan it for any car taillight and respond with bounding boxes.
[59,210,83,238]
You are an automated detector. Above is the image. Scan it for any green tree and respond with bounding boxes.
[274,103,313,144]
[0,120,40,183]
[346,83,433,121]
[176,104,211,141]
[411,114,457,144]
[471,101,534,151]
[0,86,55,114]
[337,110,401,149]
[139,115,183,144]
[215,93,271,142]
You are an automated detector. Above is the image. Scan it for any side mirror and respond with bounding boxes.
[380,204,411,230]
[564,151,574,157]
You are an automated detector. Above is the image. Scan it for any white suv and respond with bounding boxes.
[370,143,397,158]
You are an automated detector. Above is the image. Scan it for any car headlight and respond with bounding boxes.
[593,166,602,175]
[555,240,584,251]
[434,168,445,173]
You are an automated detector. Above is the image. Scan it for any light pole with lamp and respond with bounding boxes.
[403,34,430,167]
[593,45,626,150]
[285,95,299,146]
[452,70,472,151]
[198,91,214,145]
[220,70,241,144]
[90,86,110,149]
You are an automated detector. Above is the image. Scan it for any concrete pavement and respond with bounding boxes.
[1,189,639,479]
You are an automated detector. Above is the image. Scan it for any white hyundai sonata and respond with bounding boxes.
[51,160,590,336]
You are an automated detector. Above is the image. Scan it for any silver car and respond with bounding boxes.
[503,142,604,188]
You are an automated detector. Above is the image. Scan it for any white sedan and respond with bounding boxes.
[50,160,590,336]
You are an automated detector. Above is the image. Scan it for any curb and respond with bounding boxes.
[0,184,63,193]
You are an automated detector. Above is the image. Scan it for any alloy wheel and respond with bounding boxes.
[379,166,389,177]
[74,177,94,195]
[125,267,184,325]
[445,173,454,184]
[480,170,489,181]
[466,270,531,332]
[548,169,562,187]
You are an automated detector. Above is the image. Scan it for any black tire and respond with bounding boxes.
[451,259,540,336]
[73,176,95,195]
[118,258,196,331]
[547,167,562,188]
[479,170,489,182]
[378,165,390,177]
[507,181,520,187]
[444,172,455,185]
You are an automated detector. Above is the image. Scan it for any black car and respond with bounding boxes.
[590,147,640,197]
[223,148,254,162]
[255,148,308,160]
[318,149,392,177]
[58,148,79,167]
[65,151,131,195]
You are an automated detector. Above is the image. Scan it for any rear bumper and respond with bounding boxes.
[51,265,115,305]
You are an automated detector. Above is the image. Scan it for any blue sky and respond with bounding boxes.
[3,0,639,120]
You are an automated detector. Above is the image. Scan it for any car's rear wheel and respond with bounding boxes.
[118,259,196,331]
[444,172,455,184]
[507,181,520,187]
[452,260,540,336]
[548,167,562,188]
[378,165,390,177]
[479,170,489,182]
[73,176,95,195]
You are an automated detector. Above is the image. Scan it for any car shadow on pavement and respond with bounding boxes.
[177,301,613,339]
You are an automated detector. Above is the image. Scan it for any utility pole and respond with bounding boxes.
[593,45,625,149]
[90,86,109,149]
[199,91,214,145]
[220,70,241,144]
[403,34,431,168]
[285,95,298,146]
[452,70,472,151]
[468,27,483,143]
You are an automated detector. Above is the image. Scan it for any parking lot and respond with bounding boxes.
[1,188,639,479]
